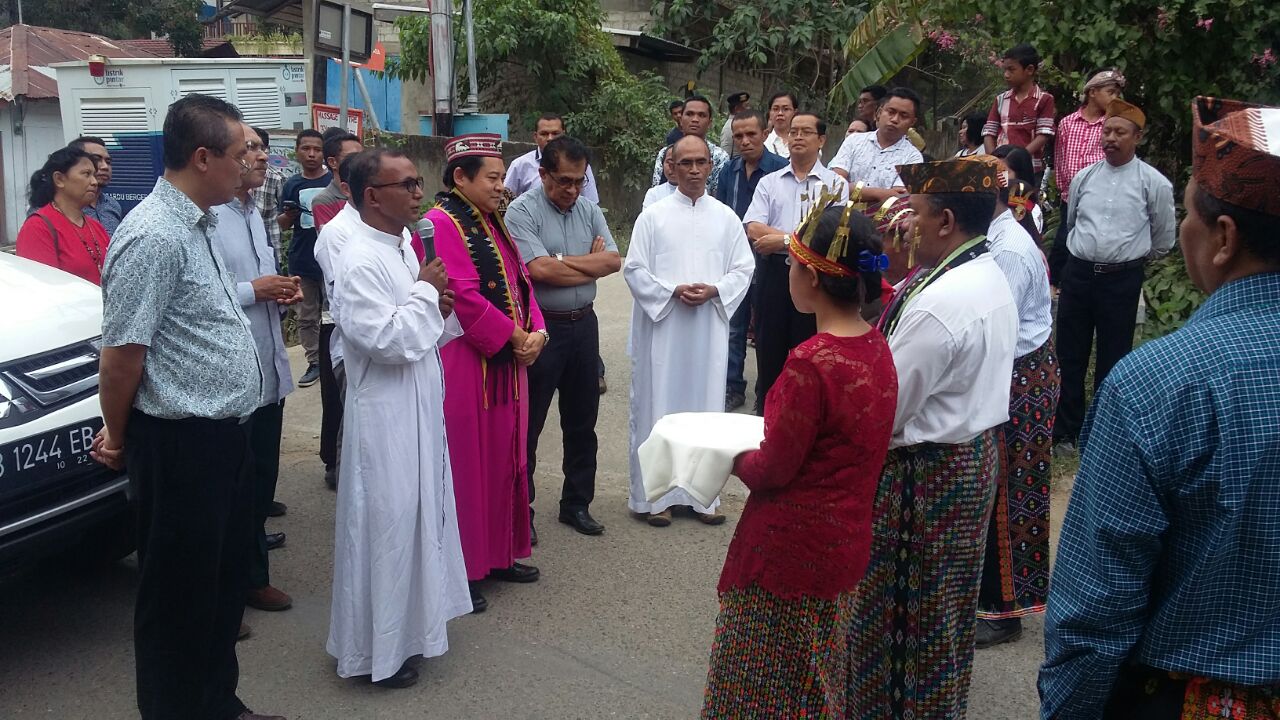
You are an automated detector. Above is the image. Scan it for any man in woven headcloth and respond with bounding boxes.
[845,158,1018,719]
[1040,97,1280,720]
[1053,99,1175,452]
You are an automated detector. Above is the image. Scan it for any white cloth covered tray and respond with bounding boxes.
[638,412,766,507]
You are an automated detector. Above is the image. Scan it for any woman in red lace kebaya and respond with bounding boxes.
[702,203,898,718]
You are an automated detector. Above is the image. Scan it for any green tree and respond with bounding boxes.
[650,0,869,111]
[7,0,206,57]
[386,0,670,189]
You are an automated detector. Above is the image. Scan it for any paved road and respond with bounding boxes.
[0,272,1059,719]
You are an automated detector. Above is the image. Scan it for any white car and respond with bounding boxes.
[0,252,132,573]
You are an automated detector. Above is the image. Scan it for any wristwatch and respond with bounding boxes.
[536,328,550,343]
[555,252,565,262]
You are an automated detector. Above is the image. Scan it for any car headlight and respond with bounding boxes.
[0,374,40,430]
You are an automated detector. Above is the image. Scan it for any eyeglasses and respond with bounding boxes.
[245,141,267,153]
[370,177,425,193]
[676,158,710,169]
[788,128,820,138]
[548,173,587,189]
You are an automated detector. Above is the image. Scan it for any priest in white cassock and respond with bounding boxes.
[625,135,756,528]
[326,148,471,690]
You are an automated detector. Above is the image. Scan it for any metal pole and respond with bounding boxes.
[339,2,351,131]
[429,0,455,136]
[461,0,479,113]
[354,69,381,132]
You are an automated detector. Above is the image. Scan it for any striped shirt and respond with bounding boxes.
[1054,109,1106,201]
[982,85,1056,173]
[1039,272,1280,720]
[986,209,1051,357]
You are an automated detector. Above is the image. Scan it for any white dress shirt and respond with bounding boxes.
[987,210,1053,357]
[830,131,924,188]
[888,254,1019,448]
[763,130,791,159]
[742,160,847,253]
[643,182,677,210]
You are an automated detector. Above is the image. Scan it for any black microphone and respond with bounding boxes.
[415,217,436,263]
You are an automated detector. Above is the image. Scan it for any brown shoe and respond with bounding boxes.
[694,510,727,526]
[237,622,251,641]
[246,585,293,612]
[236,711,286,720]
[647,509,672,527]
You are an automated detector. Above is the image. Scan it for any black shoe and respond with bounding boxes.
[975,618,1023,649]
[267,501,287,518]
[265,532,286,551]
[530,522,538,547]
[489,562,539,583]
[468,582,488,614]
[558,508,604,535]
[598,375,607,394]
[372,661,419,688]
[725,392,745,412]
[298,363,321,387]
[324,465,338,491]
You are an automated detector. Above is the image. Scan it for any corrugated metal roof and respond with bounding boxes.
[0,24,160,102]
[119,38,240,58]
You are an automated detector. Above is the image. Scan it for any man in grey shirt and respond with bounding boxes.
[1054,99,1175,448]
[211,122,304,617]
[506,136,621,538]
[91,94,283,720]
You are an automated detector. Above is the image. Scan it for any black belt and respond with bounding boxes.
[543,303,594,322]
[1071,256,1146,274]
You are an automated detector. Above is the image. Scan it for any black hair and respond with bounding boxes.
[731,110,768,132]
[540,136,590,173]
[767,90,799,109]
[792,111,827,137]
[295,128,324,147]
[1193,186,1280,266]
[962,112,986,148]
[1003,43,1042,70]
[347,148,410,210]
[1004,178,1043,244]
[536,113,564,128]
[337,152,359,185]
[320,126,347,142]
[162,93,242,171]
[253,126,270,148]
[442,155,486,189]
[70,135,107,149]
[924,192,997,237]
[668,99,685,112]
[991,144,1035,185]
[881,87,922,118]
[29,147,95,208]
[860,85,888,101]
[796,205,884,306]
[323,132,361,163]
[682,94,712,115]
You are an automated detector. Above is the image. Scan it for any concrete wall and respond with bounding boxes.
[2,101,66,246]
[391,134,645,230]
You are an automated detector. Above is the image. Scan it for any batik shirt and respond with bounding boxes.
[650,141,730,196]
[1040,272,1280,720]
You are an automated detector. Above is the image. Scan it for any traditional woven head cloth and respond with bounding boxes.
[1192,96,1280,216]
[445,133,503,162]
[896,158,1000,195]
[1105,98,1146,131]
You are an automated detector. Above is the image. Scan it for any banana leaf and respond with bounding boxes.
[831,22,925,106]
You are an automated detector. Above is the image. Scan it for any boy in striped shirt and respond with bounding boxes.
[983,43,1056,179]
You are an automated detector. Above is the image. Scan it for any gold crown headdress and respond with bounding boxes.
[788,186,890,277]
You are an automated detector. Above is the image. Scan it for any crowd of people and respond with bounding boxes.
[8,37,1279,720]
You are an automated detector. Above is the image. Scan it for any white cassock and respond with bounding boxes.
[314,202,361,366]
[624,190,756,514]
[326,217,470,682]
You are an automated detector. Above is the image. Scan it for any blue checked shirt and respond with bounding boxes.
[1039,272,1280,720]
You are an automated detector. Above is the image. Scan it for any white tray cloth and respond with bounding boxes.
[638,412,766,507]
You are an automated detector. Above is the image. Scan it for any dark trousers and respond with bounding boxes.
[1048,200,1071,286]
[247,400,284,590]
[527,309,601,516]
[318,322,343,470]
[726,284,754,396]
[1054,255,1145,442]
[127,410,253,720]
[753,255,816,414]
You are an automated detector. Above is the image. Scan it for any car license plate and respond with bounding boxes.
[0,419,104,496]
